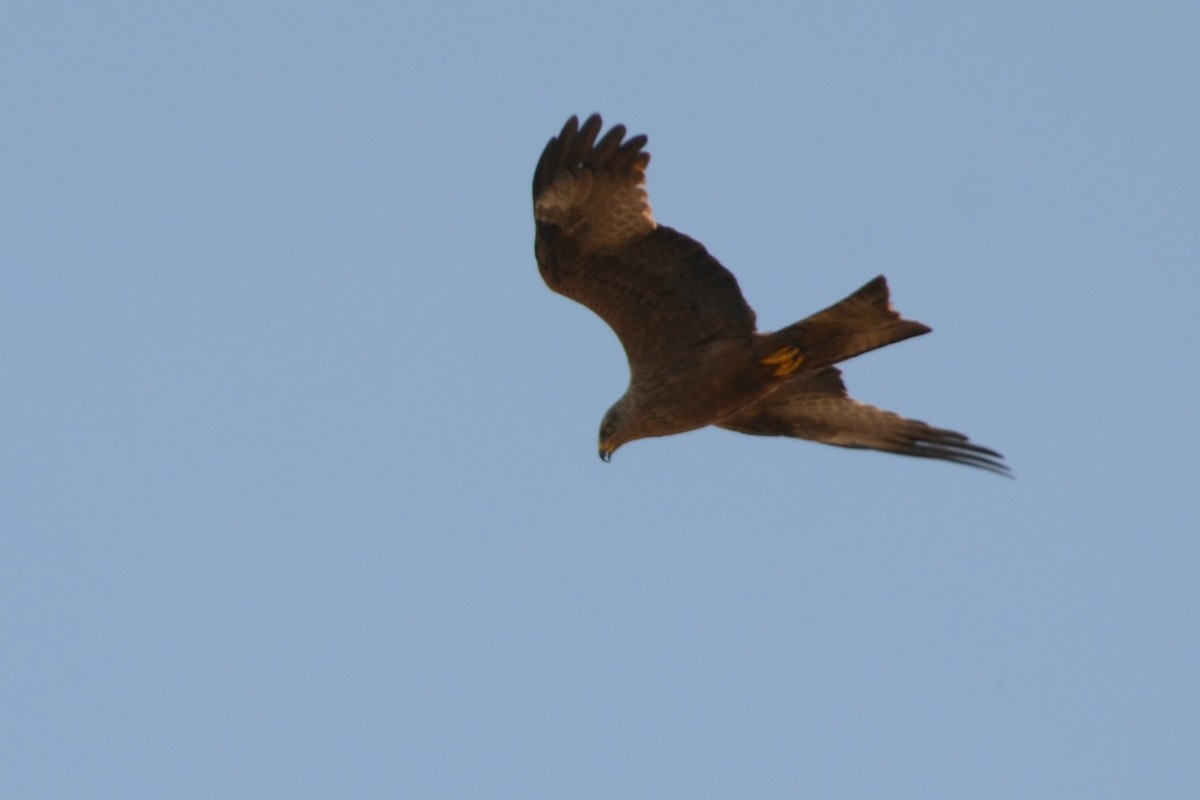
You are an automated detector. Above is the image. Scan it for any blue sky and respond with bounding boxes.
[3,2,1198,798]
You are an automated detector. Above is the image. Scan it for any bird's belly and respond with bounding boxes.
[634,348,773,436]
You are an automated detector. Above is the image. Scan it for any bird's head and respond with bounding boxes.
[597,400,634,463]
[598,395,679,461]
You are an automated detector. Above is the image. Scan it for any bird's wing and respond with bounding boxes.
[718,367,1009,473]
[533,115,756,370]
[534,114,656,255]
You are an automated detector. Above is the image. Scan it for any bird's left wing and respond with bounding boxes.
[533,113,655,256]
[532,115,757,372]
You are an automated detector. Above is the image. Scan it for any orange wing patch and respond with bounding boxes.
[761,346,805,378]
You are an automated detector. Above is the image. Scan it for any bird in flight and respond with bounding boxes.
[532,114,1007,474]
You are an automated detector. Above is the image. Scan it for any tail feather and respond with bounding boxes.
[769,276,930,370]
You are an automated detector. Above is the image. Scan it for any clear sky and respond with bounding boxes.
[3,2,1198,798]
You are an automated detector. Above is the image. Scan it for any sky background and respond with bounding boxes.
[3,2,1198,798]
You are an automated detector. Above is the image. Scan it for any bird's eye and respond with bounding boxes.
[601,424,614,438]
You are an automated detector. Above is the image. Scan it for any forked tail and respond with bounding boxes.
[766,276,931,371]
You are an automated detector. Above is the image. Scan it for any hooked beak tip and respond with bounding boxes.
[599,448,612,463]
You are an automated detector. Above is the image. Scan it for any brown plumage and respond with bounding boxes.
[532,114,1007,474]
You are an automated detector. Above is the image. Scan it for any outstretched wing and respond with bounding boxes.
[718,367,1009,474]
[533,114,756,371]
[533,113,656,255]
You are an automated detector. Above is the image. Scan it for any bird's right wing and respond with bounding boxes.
[718,366,1009,474]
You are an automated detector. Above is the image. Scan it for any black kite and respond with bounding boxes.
[532,114,1007,474]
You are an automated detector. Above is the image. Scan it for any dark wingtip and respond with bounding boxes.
[534,113,651,204]
[901,429,1012,476]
